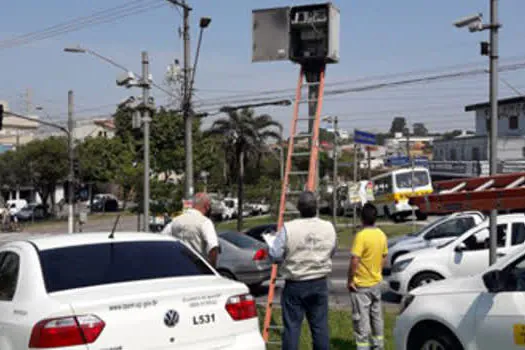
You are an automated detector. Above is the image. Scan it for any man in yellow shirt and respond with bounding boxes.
[347,203,388,350]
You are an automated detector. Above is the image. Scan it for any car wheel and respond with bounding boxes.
[408,325,463,350]
[408,272,443,291]
[218,270,236,281]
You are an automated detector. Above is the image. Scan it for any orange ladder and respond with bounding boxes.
[262,64,327,346]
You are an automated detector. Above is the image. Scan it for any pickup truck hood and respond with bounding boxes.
[410,274,486,296]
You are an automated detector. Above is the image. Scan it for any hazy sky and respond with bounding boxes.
[1,0,525,135]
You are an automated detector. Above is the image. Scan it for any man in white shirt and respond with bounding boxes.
[161,192,219,267]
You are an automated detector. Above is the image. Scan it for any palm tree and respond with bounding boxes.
[206,108,281,231]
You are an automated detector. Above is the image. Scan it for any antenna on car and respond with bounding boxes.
[108,214,121,239]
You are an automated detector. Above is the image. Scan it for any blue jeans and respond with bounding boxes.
[281,277,330,350]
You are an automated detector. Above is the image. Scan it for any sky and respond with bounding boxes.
[1,0,525,135]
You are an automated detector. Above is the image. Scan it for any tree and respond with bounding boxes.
[19,137,68,213]
[389,116,407,135]
[206,108,281,231]
[413,123,429,136]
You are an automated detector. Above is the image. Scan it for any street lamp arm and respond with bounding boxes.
[86,49,130,72]
[5,111,69,135]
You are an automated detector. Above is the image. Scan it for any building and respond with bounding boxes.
[0,100,39,152]
[384,132,434,158]
[431,96,525,179]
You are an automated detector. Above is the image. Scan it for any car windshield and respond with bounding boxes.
[220,231,262,249]
[408,216,450,237]
[39,241,214,293]
[395,170,430,189]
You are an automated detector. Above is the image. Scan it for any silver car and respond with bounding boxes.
[217,231,272,288]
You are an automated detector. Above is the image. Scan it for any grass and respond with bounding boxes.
[259,307,396,350]
[217,214,421,249]
[21,211,135,229]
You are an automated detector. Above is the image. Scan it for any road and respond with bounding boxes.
[24,212,435,311]
[254,249,402,311]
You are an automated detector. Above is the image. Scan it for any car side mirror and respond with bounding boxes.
[454,243,466,252]
[483,269,506,293]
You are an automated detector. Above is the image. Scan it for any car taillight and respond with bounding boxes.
[225,293,257,321]
[29,314,105,348]
[253,248,268,260]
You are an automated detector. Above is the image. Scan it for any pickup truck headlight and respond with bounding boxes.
[392,258,413,273]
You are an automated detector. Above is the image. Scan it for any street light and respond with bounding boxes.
[219,99,292,113]
[454,1,500,265]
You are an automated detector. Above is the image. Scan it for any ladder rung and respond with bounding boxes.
[268,325,283,330]
[267,341,282,345]
[292,152,311,157]
[299,99,319,104]
[289,171,309,175]
[295,134,312,138]
[287,190,303,195]
[303,82,320,87]
[297,117,316,121]
[284,210,300,215]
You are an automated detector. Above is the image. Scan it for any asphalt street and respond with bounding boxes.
[254,249,401,311]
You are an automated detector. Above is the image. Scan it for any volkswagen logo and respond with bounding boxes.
[164,310,179,328]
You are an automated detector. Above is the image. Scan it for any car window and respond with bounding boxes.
[39,241,214,293]
[511,223,525,245]
[0,252,20,301]
[503,255,525,292]
[461,224,507,251]
[425,217,475,239]
[220,232,261,249]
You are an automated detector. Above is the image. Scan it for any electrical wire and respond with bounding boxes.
[0,0,166,50]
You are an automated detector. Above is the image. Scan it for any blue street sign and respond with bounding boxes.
[354,129,376,145]
[385,156,429,168]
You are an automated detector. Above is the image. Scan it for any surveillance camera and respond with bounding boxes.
[117,96,136,109]
[454,13,482,28]
[116,71,137,87]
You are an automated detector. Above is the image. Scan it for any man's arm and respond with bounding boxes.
[201,219,219,268]
[268,227,286,263]
[347,255,361,291]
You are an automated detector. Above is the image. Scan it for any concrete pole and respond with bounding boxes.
[67,90,75,233]
[332,116,338,227]
[142,51,151,233]
[353,135,358,234]
[488,0,499,265]
[367,147,372,179]
[182,0,193,200]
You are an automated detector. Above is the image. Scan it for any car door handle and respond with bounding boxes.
[497,253,506,257]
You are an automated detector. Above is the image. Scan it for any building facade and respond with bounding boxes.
[431,96,525,179]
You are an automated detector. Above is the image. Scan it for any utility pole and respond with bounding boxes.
[182,0,193,201]
[332,116,338,227]
[141,51,151,233]
[367,146,372,179]
[67,90,75,234]
[279,126,284,182]
[353,132,358,234]
[488,0,499,266]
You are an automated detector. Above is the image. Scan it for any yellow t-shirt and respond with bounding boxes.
[351,227,388,287]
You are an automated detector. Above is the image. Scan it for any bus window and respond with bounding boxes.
[395,170,430,189]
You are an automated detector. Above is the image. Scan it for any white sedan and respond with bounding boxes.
[0,232,265,350]
[395,236,525,350]
[387,213,525,295]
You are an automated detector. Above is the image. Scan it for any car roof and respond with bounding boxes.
[0,232,177,251]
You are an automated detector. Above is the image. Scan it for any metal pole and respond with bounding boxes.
[367,147,372,179]
[67,90,75,233]
[142,51,151,233]
[411,158,416,230]
[182,0,193,200]
[489,0,499,265]
[332,117,338,227]
[279,126,284,182]
[353,134,358,234]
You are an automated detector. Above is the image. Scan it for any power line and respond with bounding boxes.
[0,0,166,50]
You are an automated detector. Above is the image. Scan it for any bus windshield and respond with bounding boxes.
[395,170,430,189]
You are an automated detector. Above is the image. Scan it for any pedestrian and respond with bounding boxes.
[268,191,337,350]
[347,203,388,350]
[161,192,219,267]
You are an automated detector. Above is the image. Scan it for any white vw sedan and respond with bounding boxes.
[0,232,265,349]
[395,237,525,350]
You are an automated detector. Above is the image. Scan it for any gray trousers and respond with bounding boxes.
[349,284,384,350]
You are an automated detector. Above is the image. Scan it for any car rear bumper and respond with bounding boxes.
[167,330,265,350]
[237,269,271,286]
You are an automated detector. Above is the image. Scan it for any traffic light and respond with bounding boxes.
[73,158,80,176]
[0,104,4,131]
